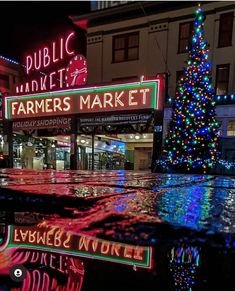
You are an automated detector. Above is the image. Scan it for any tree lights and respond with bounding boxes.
[161,4,220,173]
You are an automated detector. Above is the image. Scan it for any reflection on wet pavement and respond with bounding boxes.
[0,169,234,290]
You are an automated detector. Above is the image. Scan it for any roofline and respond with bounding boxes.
[70,1,215,28]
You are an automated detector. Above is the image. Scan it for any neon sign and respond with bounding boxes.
[25,32,75,75]
[0,248,84,290]
[6,80,159,120]
[1,225,152,269]
[16,32,87,94]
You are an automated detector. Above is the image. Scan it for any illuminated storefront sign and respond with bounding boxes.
[5,80,159,120]
[80,113,153,126]
[13,117,71,131]
[1,225,152,269]
[16,32,87,94]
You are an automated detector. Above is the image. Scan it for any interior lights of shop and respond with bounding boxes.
[143,134,147,138]
[80,139,86,144]
[129,135,134,139]
[134,134,141,140]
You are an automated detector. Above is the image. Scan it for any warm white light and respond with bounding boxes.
[135,134,141,140]
[129,134,134,139]
[80,139,86,144]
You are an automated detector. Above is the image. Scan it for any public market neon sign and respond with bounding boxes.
[16,32,77,94]
[5,80,160,120]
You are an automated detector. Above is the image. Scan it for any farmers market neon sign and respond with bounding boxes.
[5,80,159,120]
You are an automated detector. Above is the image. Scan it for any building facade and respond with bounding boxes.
[72,1,235,173]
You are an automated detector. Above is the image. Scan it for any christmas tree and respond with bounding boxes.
[162,4,220,173]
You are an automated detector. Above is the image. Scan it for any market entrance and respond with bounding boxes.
[77,133,154,171]
[12,133,154,171]
[4,78,165,171]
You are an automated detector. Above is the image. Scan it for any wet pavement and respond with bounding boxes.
[0,169,234,290]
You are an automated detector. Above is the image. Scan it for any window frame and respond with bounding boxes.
[227,120,235,137]
[112,32,139,63]
[218,12,234,48]
[215,64,230,95]
[178,21,194,54]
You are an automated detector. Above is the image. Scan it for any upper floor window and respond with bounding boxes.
[215,64,230,95]
[227,120,235,136]
[218,12,234,48]
[178,21,194,53]
[175,70,184,93]
[113,32,139,63]
[0,74,9,89]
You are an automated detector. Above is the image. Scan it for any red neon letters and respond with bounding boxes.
[26,32,75,74]
[15,32,76,94]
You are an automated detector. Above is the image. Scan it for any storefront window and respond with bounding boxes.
[227,120,235,136]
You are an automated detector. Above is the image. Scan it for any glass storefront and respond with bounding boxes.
[11,132,153,171]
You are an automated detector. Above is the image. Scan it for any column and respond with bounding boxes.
[2,119,13,168]
[70,117,78,170]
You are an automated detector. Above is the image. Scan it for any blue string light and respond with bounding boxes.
[0,54,20,65]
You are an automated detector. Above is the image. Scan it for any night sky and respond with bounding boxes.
[0,1,91,61]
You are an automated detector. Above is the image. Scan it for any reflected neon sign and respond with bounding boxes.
[0,247,84,290]
[2,225,152,269]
